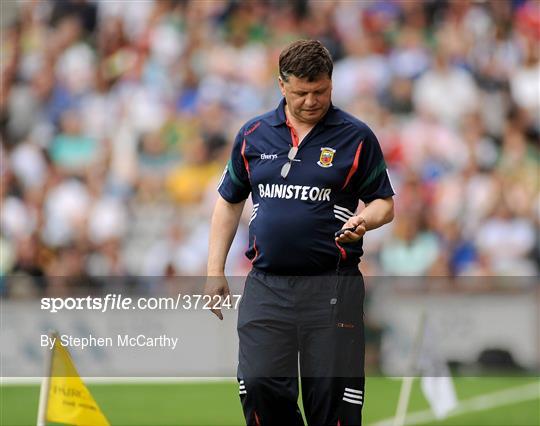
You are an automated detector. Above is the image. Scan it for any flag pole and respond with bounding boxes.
[392,311,427,426]
[393,376,414,426]
[37,331,56,426]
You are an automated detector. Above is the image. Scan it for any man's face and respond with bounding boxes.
[279,74,332,125]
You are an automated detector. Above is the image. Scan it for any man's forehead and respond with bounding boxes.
[285,75,331,90]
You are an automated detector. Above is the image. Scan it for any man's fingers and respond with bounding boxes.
[335,225,366,243]
[209,294,224,320]
[211,307,223,320]
[204,276,230,320]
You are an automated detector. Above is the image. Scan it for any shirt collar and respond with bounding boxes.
[265,98,343,127]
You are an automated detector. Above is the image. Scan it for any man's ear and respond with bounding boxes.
[278,76,286,97]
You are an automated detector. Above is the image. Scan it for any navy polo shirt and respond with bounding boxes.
[218,98,395,275]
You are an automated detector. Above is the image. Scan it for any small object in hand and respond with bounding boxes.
[334,225,357,238]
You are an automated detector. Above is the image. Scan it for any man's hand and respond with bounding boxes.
[206,196,245,319]
[335,216,367,244]
[204,275,230,320]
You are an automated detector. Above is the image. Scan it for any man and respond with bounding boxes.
[206,40,394,425]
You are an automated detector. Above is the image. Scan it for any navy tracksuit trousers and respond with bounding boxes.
[237,267,365,426]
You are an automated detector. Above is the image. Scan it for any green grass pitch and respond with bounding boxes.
[1,376,538,425]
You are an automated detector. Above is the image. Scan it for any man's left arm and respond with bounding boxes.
[336,126,395,243]
[335,196,394,243]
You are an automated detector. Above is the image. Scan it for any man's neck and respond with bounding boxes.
[284,105,316,142]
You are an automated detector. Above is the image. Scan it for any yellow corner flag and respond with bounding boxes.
[37,333,110,425]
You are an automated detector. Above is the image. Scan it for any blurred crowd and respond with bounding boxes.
[1,0,538,297]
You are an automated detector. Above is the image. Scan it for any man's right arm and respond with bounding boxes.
[207,195,246,275]
[206,195,246,319]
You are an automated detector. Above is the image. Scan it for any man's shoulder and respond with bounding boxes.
[239,109,278,136]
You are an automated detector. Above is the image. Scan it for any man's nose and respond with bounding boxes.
[305,93,317,107]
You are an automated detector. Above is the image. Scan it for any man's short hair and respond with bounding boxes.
[279,40,333,82]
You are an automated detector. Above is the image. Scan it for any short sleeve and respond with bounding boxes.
[351,128,395,203]
[218,129,251,203]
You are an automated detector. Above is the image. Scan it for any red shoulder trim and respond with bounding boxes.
[241,138,250,178]
[342,140,364,190]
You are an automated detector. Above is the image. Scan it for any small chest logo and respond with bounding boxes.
[317,147,335,168]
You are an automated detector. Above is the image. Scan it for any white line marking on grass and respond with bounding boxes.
[371,381,540,426]
[0,377,238,386]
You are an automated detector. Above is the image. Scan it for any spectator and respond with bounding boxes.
[48,109,100,173]
[1,0,537,293]
[413,43,479,128]
[380,216,440,277]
